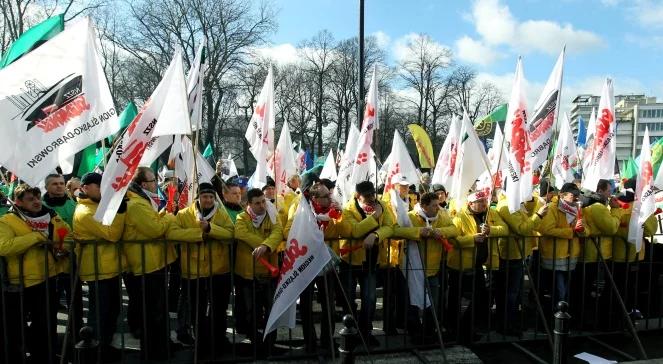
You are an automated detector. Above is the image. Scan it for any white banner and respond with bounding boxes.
[245,66,275,186]
[0,18,119,185]
[350,66,379,185]
[335,123,360,205]
[431,115,460,191]
[451,110,490,206]
[582,78,616,192]
[269,122,298,197]
[264,199,331,338]
[187,43,205,131]
[384,130,419,193]
[552,113,578,189]
[628,128,655,252]
[319,150,338,181]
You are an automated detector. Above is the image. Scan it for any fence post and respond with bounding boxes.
[339,314,358,364]
[553,301,571,364]
[75,326,98,364]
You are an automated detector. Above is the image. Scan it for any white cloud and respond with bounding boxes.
[455,36,501,66]
[372,31,391,49]
[518,20,603,55]
[253,43,299,65]
[632,0,663,29]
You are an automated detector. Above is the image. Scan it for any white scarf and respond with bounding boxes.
[23,212,51,233]
[558,199,578,225]
[197,201,219,221]
[142,188,160,211]
[414,203,438,228]
[247,199,277,228]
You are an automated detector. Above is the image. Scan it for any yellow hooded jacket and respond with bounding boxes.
[122,191,176,275]
[339,199,394,266]
[167,202,234,279]
[449,205,509,271]
[234,210,283,279]
[611,206,657,262]
[496,197,543,260]
[580,201,624,262]
[0,209,72,287]
[73,198,126,281]
[537,197,589,265]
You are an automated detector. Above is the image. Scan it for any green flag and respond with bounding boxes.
[622,157,638,180]
[108,101,138,144]
[474,103,508,137]
[0,14,64,69]
[651,137,663,177]
[202,143,213,159]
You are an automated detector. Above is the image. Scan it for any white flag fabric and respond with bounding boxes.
[582,107,597,172]
[350,67,379,185]
[552,113,578,189]
[269,123,298,197]
[0,18,119,185]
[319,150,338,181]
[503,58,533,213]
[220,154,239,181]
[335,123,361,205]
[477,123,508,193]
[390,189,431,309]
[431,115,461,192]
[451,111,490,206]
[264,199,331,338]
[528,48,564,171]
[628,128,655,252]
[582,79,616,192]
[95,51,190,225]
[175,136,216,205]
[139,135,174,167]
[245,66,275,186]
[384,130,419,193]
[296,147,306,174]
[187,43,205,131]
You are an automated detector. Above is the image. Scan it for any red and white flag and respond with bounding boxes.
[582,78,615,192]
[432,115,460,192]
[95,51,190,225]
[503,58,532,213]
[334,123,360,205]
[245,65,275,187]
[350,66,379,185]
[384,130,418,193]
[174,135,216,205]
[628,128,655,251]
[581,107,597,172]
[319,150,337,181]
[478,123,508,193]
[269,122,298,197]
[451,111,490,206]
[528,48,564,171]
[552,113,578,189]
[0,18,119,185]
[264,199,331,338]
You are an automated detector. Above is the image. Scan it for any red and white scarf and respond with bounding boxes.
[247,200,277,228]
[558,199,578,225]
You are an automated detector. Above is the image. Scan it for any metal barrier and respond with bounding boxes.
[0,231,662,363]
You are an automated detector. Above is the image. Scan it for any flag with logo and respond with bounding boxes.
[175,135,216,205]
[528,48,564,171]
[350,66,378,185]
[407,124,435,169]
[335,123,360,205]
[628,128,655,251]
[581,107,597,172]
[384,130,419,193]
[0,18,119,186]
[474,103,508,137]
[451,111,490,206]
[503,58,532,213]
[477,123,508,193]
[432,115,460,192]
[269,122,298,197]
[245,66,275,187]
[552,113,578,189]
[320,150,337,181]
[95,51,190,225]
[582,78,615,192]
[264,199,330,338]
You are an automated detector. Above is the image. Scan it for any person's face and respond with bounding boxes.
[249,194,267,215]
[560,192,578,204]
[140,172,158,193]
[597,186,611,200]
[312,186,332,209]
[398,184,409,198]
[469,198,488,213]
[223,186,241,204]
[357,192,376,206]
[436,191,447,204]
[289,176,301,189]
[199,193,215,210]
[81,183,101,202]
[545,191,555,203]
[17,192,42,213]
[67,181,81,197]
[264,186,276,199]
[422,198,440,217]
[46,176,66,197]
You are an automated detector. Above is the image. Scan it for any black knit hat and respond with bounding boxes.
[197,182,216,197]
[355,181,376,196]
[81,172,102,186]
[431,184,446,193]
[560,182,581,197]
[262,176,276,191]
[539,178,556,195]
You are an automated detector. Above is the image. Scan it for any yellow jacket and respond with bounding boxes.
[611,206,657,262]
[167,203,234,278]
[449,205,509,271]
[339,199,394,266]
[234,211,283,279]
[537,198,588,264]
[122,191,176,275]
[0,209,72,287]
[393,209,459,277]
[580,202,624,262]
[73,198,126,281]
[496,198,542,260]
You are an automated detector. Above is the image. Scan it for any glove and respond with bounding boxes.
[117,198,128,214]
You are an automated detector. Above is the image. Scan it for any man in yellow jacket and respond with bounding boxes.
[234,188,283,352]
[167,182,234,355]
[448,190,509,343]
[0,184,72,363]
[73,173,127,359]
[122,167,176,360]
[394,192,459,343]
[339,180,394,346]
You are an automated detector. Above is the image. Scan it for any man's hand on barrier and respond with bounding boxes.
[480,223,490,236]
[474,234,485,244]
[363,232,378,249]
[370,203,383,220]
[420,227,432,238]
[537,204,549,217]
[252,244,271,260]
[199,219,211,233]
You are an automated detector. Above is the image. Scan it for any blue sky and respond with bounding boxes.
[263,0,663,111]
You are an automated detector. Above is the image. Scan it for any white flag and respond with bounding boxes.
[628,128,655,251]
[264,199,331,338]
[528,48,564,171]
[174,135,216,205]
[334,123,361,205]
[582,78,616,192]
[503,58,532,213]
[432,115,461,192]
[269,123,298,197]
[350,66,379,185]
[319,150,338,181]
[95,51,190,225]
[582,107,597,172]
[477,123,508,193]
[245,66,275,186]
[187,43,205,131]
[384,131,419,193]
[451,111,490,206]
[221,154,239,181]
[552,113,578,189]
[139,135,174,167]
[0,18,119,185]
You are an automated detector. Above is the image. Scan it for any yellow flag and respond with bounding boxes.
[407,124,435,169]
